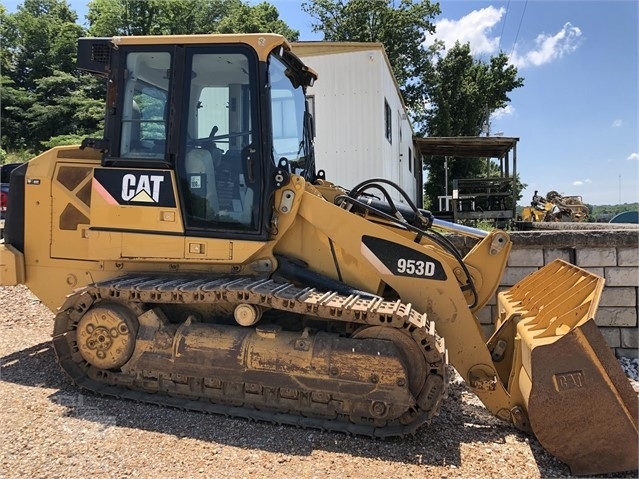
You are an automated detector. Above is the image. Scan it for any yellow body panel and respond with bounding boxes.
[0,147,279,309]
[112,33,289,61]
[274,189,514,417]
[0,244,25,285]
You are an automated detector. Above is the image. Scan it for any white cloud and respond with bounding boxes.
[491,105,515,120]
[612,119,623,128]
[424,6,504,55]
[425,9,582,70]
[628,153,639,161]
[572,179,592,186]
[509,22,582,68]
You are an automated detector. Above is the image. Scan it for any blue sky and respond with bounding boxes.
[6,0,638,205]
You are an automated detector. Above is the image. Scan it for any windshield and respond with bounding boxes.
[268,53,315,180]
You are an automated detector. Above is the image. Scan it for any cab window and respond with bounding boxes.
[119,51,171,159]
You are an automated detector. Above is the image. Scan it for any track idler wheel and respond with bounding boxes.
[76,302,139,370]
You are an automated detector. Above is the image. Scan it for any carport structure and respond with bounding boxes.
[414,136,519,225]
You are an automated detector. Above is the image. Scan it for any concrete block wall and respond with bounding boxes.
[454,229,638,359]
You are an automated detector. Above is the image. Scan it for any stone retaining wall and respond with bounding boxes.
[452,228,638,359]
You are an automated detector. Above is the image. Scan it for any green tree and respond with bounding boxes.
[87,0,298,39]
[216,1,299,39]
[422,42,524,208]
[9,0,83,90]
[88,0,202,36]
[1,6,29,149]
[0,5,16,73]
[301,0,439,113]
[25,70,104,147]
[424,43,523,137]
[0,76,35,151]
[1,0,99,151]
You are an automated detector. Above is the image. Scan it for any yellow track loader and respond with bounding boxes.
[0,34,636,476]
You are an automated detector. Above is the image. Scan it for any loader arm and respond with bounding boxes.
[283,189,517,417]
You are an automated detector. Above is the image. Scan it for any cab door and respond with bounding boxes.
[178,46,265,240]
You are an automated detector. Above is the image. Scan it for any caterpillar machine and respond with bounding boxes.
[0,34,636,475]
[521,190,590,223]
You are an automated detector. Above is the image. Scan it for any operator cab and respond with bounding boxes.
[77,35,316,240]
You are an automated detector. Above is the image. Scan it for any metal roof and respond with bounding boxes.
[292,41,386,57]
[414,136,519,158]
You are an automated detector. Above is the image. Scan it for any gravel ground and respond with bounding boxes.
[0,284,637,479]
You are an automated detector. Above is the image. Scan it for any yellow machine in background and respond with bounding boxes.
[0,34,636,476]
[521,190,590,222]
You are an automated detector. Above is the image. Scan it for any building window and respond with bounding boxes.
[408,147,412,173]
[384,99,392,143]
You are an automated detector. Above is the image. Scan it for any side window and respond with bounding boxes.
[268,54,309,174]
[119,52,170,159]
[384,99,392,144]
[271,90,299,162]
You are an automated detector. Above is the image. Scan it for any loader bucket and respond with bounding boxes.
[496,259,638,476]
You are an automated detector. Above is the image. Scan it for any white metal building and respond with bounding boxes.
[292,42,422,205]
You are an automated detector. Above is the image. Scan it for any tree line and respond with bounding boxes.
[1,0,524,208]
[589,203,639,221]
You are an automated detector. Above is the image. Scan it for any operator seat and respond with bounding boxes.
[216,148,254,226]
